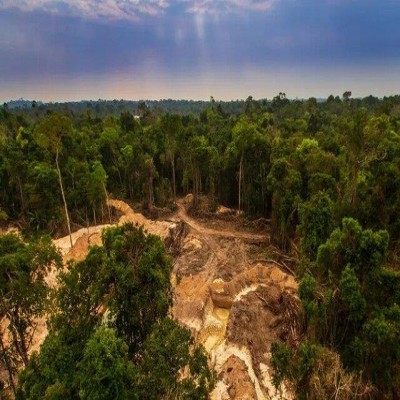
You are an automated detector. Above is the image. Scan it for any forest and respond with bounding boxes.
[1,93,400,399]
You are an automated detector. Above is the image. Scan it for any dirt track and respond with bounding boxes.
[176,199,268,242]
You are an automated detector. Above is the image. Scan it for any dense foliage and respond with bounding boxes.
[0,233,61,396]
[15,224,213,399]
[1,93,400,397]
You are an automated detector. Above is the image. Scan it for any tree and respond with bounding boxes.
[316,217,388,282]
[138,318,214,399]
[87,161,108,225]
[119,111,137,134]
[18,246,109,400]
[296,218,400,393]
[17,224,213,399]
[227,118,260,213]
[98,224,173,353]
[342,91,352,101]
[298,192,334,258]
[160,114,182,205]
[34,113,74,246]
[79,327,136,400]
[0,233,60,395]
[185,135,218,207]
[143,156,156,212]
[267,158,302,249]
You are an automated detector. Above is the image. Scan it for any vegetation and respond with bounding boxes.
[1,93,400,397]
[0,233,61,395]
[14,224,213,399]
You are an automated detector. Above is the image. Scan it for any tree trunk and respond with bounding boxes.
[147,161,154,212]
[103,184,112,224]
[210,175,215,207]
[193,165,200,208]
[56,150,73,247]
[238,153,243,213]
[129,175,134,199]
[112,153,123,190]
[15,323,29,367]
[0,335,16,396]
[17,176,25,212]
[350,163,359,207]
[8,312,28,367]
[171,156,176,205]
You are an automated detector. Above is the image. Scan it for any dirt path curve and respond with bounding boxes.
[175,199,269,242]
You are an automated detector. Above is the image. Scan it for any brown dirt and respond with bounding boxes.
[226,286,301,391]
[173,197,299,400]
[218,355,258,400]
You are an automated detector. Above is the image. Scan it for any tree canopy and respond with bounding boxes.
[16,224,214,400]
[1,94,400,398]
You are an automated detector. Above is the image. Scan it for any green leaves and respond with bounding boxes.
[298,192,334,258]
[138,318,213,400]
[0,233,61,394]
[17,224,212,400]
[79,327,136,400]
[339,265,366,322]
[271,341,322,398]
[316,218,389,280]
[294,218,399,393]
[34,113,73,155]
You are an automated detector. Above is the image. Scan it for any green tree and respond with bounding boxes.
[296,218,400,393]
[298,192,334,258]
[160,114,182,204]
[34,113,74,246]
[267,158,302,249]
[227,118,261,212]
[138,318,214,400]
[87,161,108,225]
[99,224,172,353]
[0,233,60,395]
[18,224,213,399]
[79,327,136,400]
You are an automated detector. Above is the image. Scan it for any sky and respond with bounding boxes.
[0,0,400,101]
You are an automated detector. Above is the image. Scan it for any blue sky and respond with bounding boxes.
[1,0,400,101]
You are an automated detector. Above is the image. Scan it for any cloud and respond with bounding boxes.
[0,0,169,21]
[0,0,278,21]
[185,0,277,14]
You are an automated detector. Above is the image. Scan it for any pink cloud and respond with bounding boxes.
[0,0,278,20]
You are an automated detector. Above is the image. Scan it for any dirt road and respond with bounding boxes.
[176,199,269,242]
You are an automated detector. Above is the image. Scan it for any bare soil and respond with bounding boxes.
[173,196,300,400]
